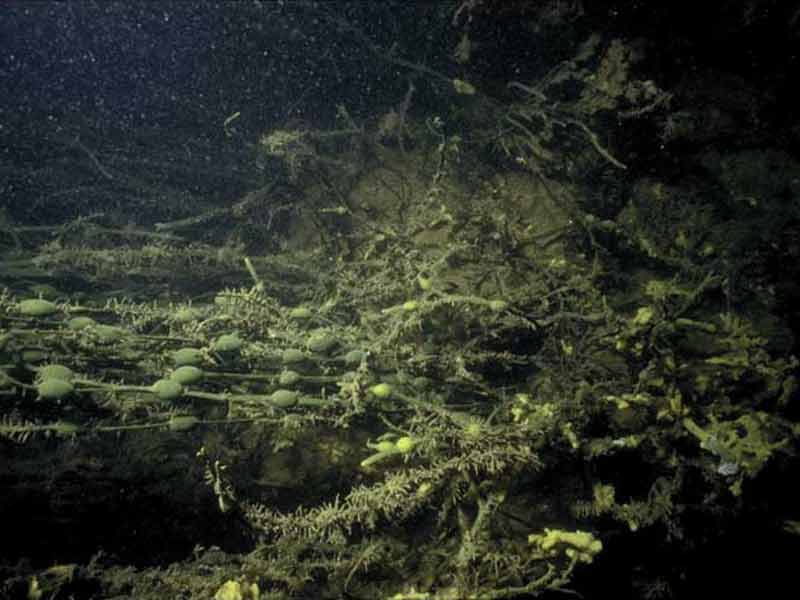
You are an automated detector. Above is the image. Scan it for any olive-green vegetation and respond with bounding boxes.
[2,3,799,600]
